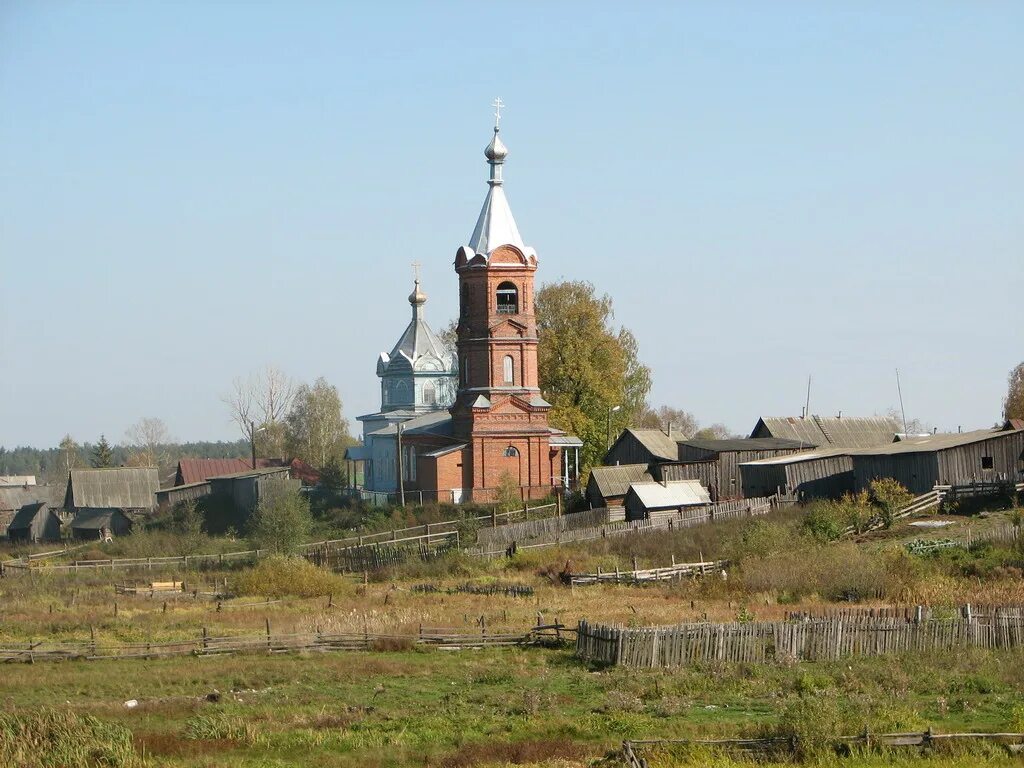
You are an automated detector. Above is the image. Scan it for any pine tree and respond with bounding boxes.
[91,434,114,468]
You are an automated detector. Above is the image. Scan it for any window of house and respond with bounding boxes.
[502,355,514,385]
[504,446,519,458]
[403,445,417,481]
[424,383,436,405]
[981,456,994,470]
[496,282,518,314]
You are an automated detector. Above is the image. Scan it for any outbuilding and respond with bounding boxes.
[851,426,1024,495]
[624,480,712,524]
[677,438,808,499]
[586,464,652,511]
[64,468,159,517]
[739,448,854,500]
[7,501,62,543]
[750,415,895,450]
[604,429,680,467]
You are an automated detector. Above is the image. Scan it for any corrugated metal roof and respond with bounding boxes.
[373,410,454,437]
[589,464,652,498]
[549,434,583,447]
[628,480,711,509]
[739,447,852,466]
[0,486,51,512]
[207,467,291,481]
[176,458,253,485]
[682,438,809,453]
[422,444,467,458]
[754,416,895,449]
[67,468,159,510]
[850,427,1023,456]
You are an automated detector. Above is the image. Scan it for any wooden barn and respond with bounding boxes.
[155,481,212,509]
[624,480,711,524]
[851,426,1024,495]
[604,429,680,466]
[586,464,652,511]
[208,466,295,516]
[739,448,854,500]
[7,501,62,543]
[64,468,159,516]
[677,438,808,499]
[70,509,134,541]
[751,415,894,450]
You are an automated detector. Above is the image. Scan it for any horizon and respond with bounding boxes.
[2,3,1022,449]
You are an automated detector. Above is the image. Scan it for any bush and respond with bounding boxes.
[0,709,138,768]
[869,478,913,527]
[248,479,312,554]
[232,555,349,598]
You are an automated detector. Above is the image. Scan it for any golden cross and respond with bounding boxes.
[411,261,421,282]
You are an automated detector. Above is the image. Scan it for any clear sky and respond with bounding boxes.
[1,2,1021,449]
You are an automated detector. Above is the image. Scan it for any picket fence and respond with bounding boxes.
[475,507,609,548]
[577,606,1024,668]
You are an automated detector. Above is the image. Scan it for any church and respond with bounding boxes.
[352,108,581,503]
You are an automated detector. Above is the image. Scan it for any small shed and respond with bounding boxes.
[604,429,680,467]
[155,481,212,508]
[70,509,134,541]
[851,426,1024,495]
[8,502,62,543]
[677,438,808,499]
[624,480,712,524]
[739,448,854,500]
[64,468,159,516]
[586,464,652,511]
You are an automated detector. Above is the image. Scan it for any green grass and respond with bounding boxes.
[2,646,1023,767]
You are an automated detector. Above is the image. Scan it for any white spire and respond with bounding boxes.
[467,100,532,258]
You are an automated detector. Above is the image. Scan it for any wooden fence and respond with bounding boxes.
[466,496,776,557]
[0,620,572,664]
[570,558,728,586]
[475,507,609,548]
[577,606,1024,668]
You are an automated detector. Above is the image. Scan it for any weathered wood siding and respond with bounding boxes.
[605,433,675,466]
[853,453,939,495]
[936,432,1024,486]
[742,456,853,500]
[654,461,720,501]
[677,447,804,500]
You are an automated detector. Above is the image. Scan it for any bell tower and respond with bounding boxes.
[450,102,556,499]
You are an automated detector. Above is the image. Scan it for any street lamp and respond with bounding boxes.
[606,405,621,452]
[250,420,267,469]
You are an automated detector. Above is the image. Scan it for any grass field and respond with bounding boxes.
[2,498,1023,766]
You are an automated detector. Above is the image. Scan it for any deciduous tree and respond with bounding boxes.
[536,281,652,471]
[124,417,173,468]
[59,434,79,475]
[635,406,699,438]
[1004,362,1024,422]
[224,365,296,459]
[285,377,351,469]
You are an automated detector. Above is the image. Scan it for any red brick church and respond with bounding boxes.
[356,108,581,502]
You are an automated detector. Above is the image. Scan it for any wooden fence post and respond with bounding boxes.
[266,618,271,650]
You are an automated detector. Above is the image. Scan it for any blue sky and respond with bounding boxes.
[1,2,1021,448]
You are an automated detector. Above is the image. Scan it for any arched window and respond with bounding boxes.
[460,283,469,318]
[496,281,518,314]
[460,355,469,386]
[424,382,436,405]
[502,355,514,385]
[503,446,519,458]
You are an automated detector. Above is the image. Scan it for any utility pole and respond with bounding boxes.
[606,404,621,451]
[250,420,257,470]
[396,422,405,507]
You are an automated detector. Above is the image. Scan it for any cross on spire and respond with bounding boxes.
[491,97,504,129]
[411,261,421,282]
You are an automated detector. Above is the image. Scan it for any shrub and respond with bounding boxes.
[248,479,312,554]
[0,709,138,768]
[232,555,349,598]
[870,478,913,527]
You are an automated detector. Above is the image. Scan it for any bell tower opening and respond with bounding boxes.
[496,281,518,314]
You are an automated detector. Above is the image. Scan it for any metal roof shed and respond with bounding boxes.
[624,480,711,524]
[739,448,853,500]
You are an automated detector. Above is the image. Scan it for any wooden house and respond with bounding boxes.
[604,429,680,466]
[624,480,711,524]
[739,449,854,500]
[7,502,62,543]
[851,426,1024,495]
[677,438,808,499]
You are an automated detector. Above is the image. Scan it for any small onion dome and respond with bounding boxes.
[408,278,427,306]
[484,127,508,162]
